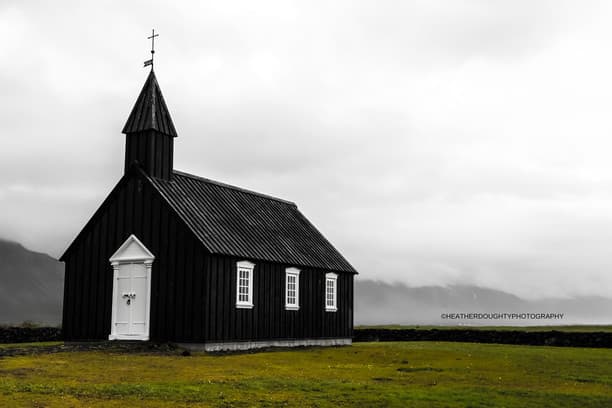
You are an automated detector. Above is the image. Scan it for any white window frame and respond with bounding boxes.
[285,267,301,310]
[325,272,338,312]
[236,260,255,309]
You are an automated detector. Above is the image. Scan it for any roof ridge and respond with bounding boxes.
[171,170,297,206]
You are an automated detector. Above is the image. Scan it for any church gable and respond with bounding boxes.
[60,166,206,341]
[59,165,201,263]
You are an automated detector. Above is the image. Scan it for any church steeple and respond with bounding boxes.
[122,70,177,180]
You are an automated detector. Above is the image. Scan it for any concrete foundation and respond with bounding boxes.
[178,337,352,352]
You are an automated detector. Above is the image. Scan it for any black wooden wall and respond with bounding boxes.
[202,255,354,342]
[124,130,174,180]
[62,170,354,342]
[62,169,204,341]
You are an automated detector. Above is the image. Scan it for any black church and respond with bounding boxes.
[60,68,357,351]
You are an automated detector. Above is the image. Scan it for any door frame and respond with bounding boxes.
[108,234,154,341]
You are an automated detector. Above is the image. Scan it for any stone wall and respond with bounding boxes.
[0,327,61,343]
[354,328,612,348]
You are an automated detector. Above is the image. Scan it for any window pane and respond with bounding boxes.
[286,272,299,307]
[325,278,336,308]
[238,268,250,303]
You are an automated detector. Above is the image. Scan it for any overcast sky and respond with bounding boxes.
[2,1,612,299]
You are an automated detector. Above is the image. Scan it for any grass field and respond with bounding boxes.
[0,342,611,407]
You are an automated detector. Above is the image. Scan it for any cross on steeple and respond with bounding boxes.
[143,29,159,70]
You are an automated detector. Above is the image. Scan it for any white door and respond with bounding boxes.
[114,263,148,337]
[108,234,154,341]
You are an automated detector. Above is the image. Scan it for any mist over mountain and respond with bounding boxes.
[355,279,612,326]
[0,239,63,325]
[0,238,610,327]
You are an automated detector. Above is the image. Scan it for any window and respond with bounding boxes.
[236,261,254,308]
[325,273,337,312]
[285,267,300,310]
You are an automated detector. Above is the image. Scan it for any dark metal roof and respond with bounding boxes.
[122,70,178,137]
[148,170,357,273]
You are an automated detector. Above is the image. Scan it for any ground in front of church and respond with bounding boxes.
[0,341,610,407]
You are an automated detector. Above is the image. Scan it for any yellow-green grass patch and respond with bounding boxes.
[0,341,610,407]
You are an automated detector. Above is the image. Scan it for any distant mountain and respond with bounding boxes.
[355,279,612,326]
[0,238,610,327]
[0,238,63,325]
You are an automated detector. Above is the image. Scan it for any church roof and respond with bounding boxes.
[122,70,178,137]
[148,170,357,273]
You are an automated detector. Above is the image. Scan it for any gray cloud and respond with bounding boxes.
[1,1,612,299]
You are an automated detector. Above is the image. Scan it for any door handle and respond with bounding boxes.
[122,292,136,304]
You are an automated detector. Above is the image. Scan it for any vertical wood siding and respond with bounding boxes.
[203,254,353,342]
[124,131,173,180]
[62,172,204,341]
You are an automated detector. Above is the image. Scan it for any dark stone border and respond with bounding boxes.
[0,327,61,344]
[353,328,612,348]
[0,341,183,357]
[3,327,611,349]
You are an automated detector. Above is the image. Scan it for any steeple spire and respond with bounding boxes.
[122,70,177,137]
[122,70,177,180]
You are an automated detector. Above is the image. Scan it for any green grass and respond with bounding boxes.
[0,342,610,407]
[356,325,612,332]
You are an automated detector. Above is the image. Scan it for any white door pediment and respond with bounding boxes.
[109,234,155,264]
